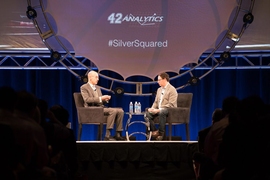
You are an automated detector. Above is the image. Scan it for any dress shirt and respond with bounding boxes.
[88,83,101,102]
[158,83,169,109]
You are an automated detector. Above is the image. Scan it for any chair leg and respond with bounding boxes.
[185,123,190,141]
[169,123,172,141]
[77,124,82,141]
[98,123,103,141]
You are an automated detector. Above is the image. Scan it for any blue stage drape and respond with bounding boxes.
[1,68,269,140]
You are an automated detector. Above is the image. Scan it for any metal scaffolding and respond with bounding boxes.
[1,51,269,96]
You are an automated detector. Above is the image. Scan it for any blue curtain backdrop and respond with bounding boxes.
[1,68,269,141]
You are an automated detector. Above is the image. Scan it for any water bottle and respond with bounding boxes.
[129,101,133,114]
[138,102,141,113]
[134,101,138,114]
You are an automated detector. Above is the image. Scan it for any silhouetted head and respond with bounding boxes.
[238,95,266,124]
[222,96,239,115]
[15,90,38,117]
[212,108,224,123]
[49,105,69,126]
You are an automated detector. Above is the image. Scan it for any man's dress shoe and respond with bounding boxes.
[156,135,164,141]
[156,131,164,141]
[151,131,164,141]
[114,136,126,141]
[151,130,159,138]
[104,136,116,141]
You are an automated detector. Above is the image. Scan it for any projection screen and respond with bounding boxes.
[1,0,269,79]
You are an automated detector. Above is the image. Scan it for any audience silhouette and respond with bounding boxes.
[214,96,269,180]
[198,108,224,153]
[0,87,57,179]
[38,99,78,179]
[193,108,225,179]
[193,96,239,180]
[49,104,78,179]
[0,86,78,179]
[0,86,21,179]
[194,95,270,180]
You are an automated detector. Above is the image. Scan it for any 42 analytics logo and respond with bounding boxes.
[107,13,164,26]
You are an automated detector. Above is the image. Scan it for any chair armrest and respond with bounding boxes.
[77,107,105,124]
[167,107,190,124]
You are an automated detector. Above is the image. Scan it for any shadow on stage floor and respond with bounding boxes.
[76,141,198,180]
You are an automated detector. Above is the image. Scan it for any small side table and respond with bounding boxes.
[125,112,152,141]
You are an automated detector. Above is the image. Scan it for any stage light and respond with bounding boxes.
[227,32,239,42]
[50,51,61,61]
[220,51,231,62]
[243,13,254,24]
[80,75,88,83]
[113,87,124,95]
[188,77,200,86]
[26,6,37,20]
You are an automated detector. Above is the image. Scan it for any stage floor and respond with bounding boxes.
[76,141,198,180]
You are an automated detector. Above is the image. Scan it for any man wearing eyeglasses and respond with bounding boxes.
[145,72,178,140]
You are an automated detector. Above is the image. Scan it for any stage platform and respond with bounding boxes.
[76,141,198,180]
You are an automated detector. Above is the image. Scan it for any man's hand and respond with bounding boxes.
[148,108,159,114]
[101,95,111,102]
